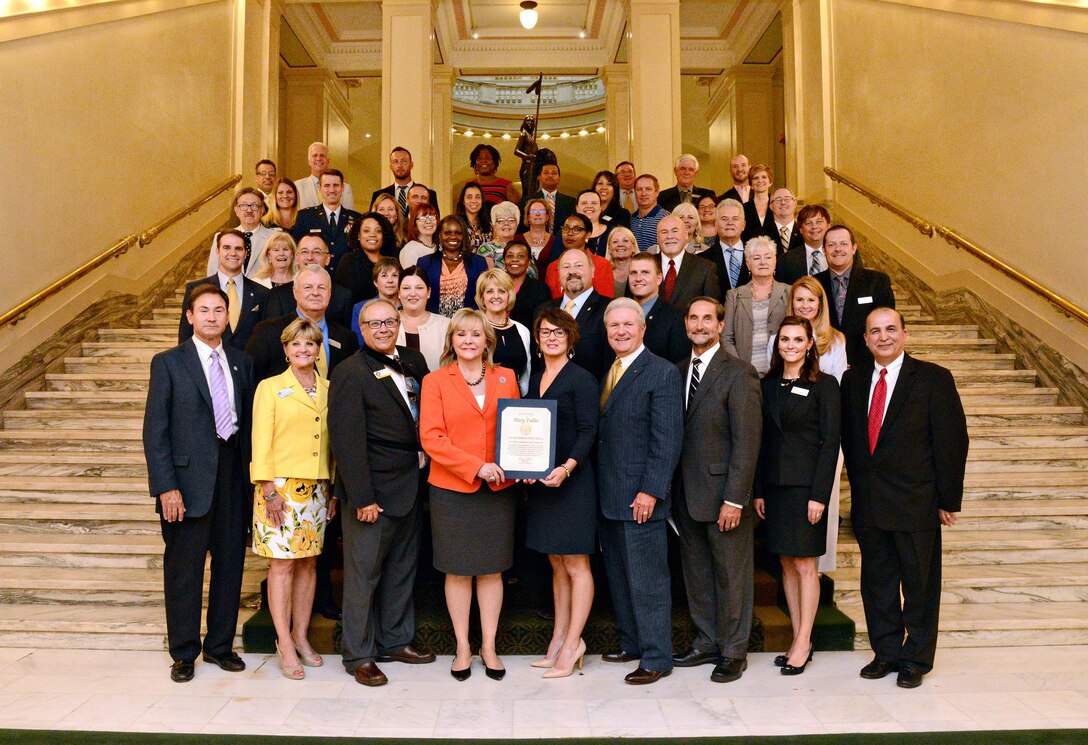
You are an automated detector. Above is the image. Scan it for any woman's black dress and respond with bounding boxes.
[492,324,528,382]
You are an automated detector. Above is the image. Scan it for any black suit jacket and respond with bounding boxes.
[262,281,354,330]
[179,275,268,352]
[755,373,840,503]
[663,253,721,312]
[776,245,816,286]
[371,184,439,218]
[291,205,363,272]
[545,290,612,381]
[675,350,762,519]
[511,277,553,330]
[644,298,689,363]
[142,340,254,518]
[704,237,752,298]
[774,223,806,255]
[245,313,359,382]
[719,185,751,204]
[658,185,717,212]
[520,191,576,234]
[815,266,895,366]
[329,346,430,515]
[841,354,969,532]
[741,200,779,244]
[602,202,631,229]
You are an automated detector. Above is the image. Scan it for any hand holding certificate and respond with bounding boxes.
[496,399,557,479]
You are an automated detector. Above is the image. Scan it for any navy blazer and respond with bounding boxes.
[596,349,685,521]
[142,340,254,519]
[178,275,268,352]
[245,313,359,382]
[644,297,689,363]
[543,290,613,381]
[291,205,363,272]
[416,252,489,315]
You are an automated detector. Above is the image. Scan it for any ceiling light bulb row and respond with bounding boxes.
[450,126,606,138]
[519,1,538,30]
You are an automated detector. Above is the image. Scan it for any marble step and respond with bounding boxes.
[967,426,1088,448]
[0,410,141,430]
[964,406,1083,426]
[153,308,182,319]
[24,391,147,410]
[942,500,1088,530]
[64,356,148,374]
[0,475,146,502]
[0,452,148,479]
[949,369,1036,386]
[80,344,170,360]
[0,430,143,452]
[958,388,1058,406]
[965,447,1088,471]
[905,339,996,354]
[839,601,1088,649]
[0,533,164,568]
[913,353,1016,370]
[836,529,1088,568]
[0,565,265,605]
[0,502,160,534]
[140,318,178,329]
[45,373,148,391]
[97,328,177,341]
[0,603,256,650]
[840,479,1088,503]
[831,563,1088,604]
[902,325,979,339]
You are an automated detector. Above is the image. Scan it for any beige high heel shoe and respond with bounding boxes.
[276,641,304,680]
[530,649,560,669]
[543,639,586,679]
[294,642,323,668]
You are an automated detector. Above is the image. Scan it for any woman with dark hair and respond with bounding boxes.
[397,267,450,371]
[336,212,400,305]
[469,144,521,206]
[504,241,551,328]
[456,182,491,253]
[264,177,300,230]
[399,202,440,268]
[523,307,598,679]
[697,193,718,241]
[350,258,402,346]
[416,216,489,317]
[753,315,840,676]
[575,190,613,256]
[593,170,630,228]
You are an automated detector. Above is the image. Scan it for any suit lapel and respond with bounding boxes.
[686,352,725,421]
[180,340,214,413]
[282,369,319,411]
[878,355,916,443]
[780,379,806,428]
[738,286,754,324]
[363,352,415,422]
[602,350,647,417]
[576,291,601,323]
[447,365,479,411]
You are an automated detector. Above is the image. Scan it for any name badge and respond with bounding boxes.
[277,387,293,398]
[858,296,874,304]
[329,339,342,349]
[790,386,810,397]
[373,369,392,379]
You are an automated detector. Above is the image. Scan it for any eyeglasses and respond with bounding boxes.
[771,196,796,204]
[298,250,328,258]
[237,203,263,212]
[256,171,276,178]
[417,216,437,223]
[561,226,587,234]
[365,318,401,330]
[538,328,568,339]
[495,218,517,225]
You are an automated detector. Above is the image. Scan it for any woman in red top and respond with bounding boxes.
[469,144,521,207]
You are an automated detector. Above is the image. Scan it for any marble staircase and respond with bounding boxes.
[831,294,1088,648]
[0,287,263,650]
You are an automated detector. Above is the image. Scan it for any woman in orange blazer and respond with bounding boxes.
[420,308,520,682]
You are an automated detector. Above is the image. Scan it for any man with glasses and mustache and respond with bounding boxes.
[206,187,275,277]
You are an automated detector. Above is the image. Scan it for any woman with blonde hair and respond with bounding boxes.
[251,318,336,680]
[250,231,297,289]
[370,192,406,248]
[476,269,531,395]
[672,202,707,254]
[420,309,520,681]
[605,227,639,298]
[264,177,300,230]
[516,197,558,276]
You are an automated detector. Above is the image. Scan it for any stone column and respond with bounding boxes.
[627,0,681,181]
[601,64,632,170]
[281,69,351,179]
[781,0,832,202]
[431,65,455,215]
[381,0,434,184]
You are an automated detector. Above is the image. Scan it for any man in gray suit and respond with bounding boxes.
[672,297,762,683]
[329,299,435,687]
[597,297,685,685]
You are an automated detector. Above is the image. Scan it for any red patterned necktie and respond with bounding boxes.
[664,259,677,301]
[867,368,887,454]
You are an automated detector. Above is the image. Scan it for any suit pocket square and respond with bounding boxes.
[251,305,260,312]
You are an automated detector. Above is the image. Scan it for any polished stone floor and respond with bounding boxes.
[1,646,1086,737]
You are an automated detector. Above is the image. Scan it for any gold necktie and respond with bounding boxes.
[316,343,328,378]
[600,357,625,413]
[227,278,240,332]
[564,298,577,316]
[623,191,635,212]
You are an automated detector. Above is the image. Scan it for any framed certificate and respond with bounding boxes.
[496,399,557,480]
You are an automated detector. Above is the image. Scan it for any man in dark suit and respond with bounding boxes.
[144,284,255,683]
[370,147,438,220]
[329,298,435,687]
[520,161,575,235]
[671,297,762,682]
[657,215,721,311]
[816,225,895,367]
[704,199,751,299]
[261,235,353,328]
[770,188,805,255]
[658,154,718,212]
[719,154,752,204]
[842,307,969,689]
[180,230,268,351]
[626,252,688,362]
[544,248,612,380]
[597,297,685,685]
[291,169,362,272]
[776,204,831,286]
[246,264,359,383]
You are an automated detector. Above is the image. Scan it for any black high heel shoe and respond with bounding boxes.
[781,646,813,676]
[451,655,472,681]
[485,665,506,681]
[775,647,814,667]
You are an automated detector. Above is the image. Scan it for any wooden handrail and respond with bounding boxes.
[0,174,241,330]
[825,167,1088,327]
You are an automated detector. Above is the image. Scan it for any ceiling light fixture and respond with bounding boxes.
[519,1,538,30]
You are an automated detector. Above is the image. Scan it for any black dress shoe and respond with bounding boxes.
[485,665,506,681]
[624,667,671,685]
[170,660,195,683]
[860,657,898,680]
[352,661,388,687]
[314,599,342,621]
[672,648,719,667]
[896,665,925,689]
[377,644,436,664]
[710,657,748,683]
[602,650,639,663]
[202,651,246,672]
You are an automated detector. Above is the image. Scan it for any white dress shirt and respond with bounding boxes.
[867,350,906,425]
[615,344,646,372]
[685,343,741,508]
[191,336,238,433]
[660,250,686,278]
[561,287,595,318]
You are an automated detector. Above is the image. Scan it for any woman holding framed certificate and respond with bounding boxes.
[420,309,520,682]
[523,307,599,679]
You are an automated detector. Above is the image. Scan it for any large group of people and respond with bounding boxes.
[144,142,969,694]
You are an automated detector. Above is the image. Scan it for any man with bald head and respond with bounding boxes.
[544,247,612,380]
[719,154,752,204]
[659,154,718,212]
[295,141,356,210]
[654,214,720,312]
[770,188,804,255]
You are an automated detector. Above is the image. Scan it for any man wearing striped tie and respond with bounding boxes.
[370,147,438,220]
[145,284,256,682]
[672,297,762,683]
[771,188,804,255]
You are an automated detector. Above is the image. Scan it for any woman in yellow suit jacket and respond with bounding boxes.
[250,319,336,680]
